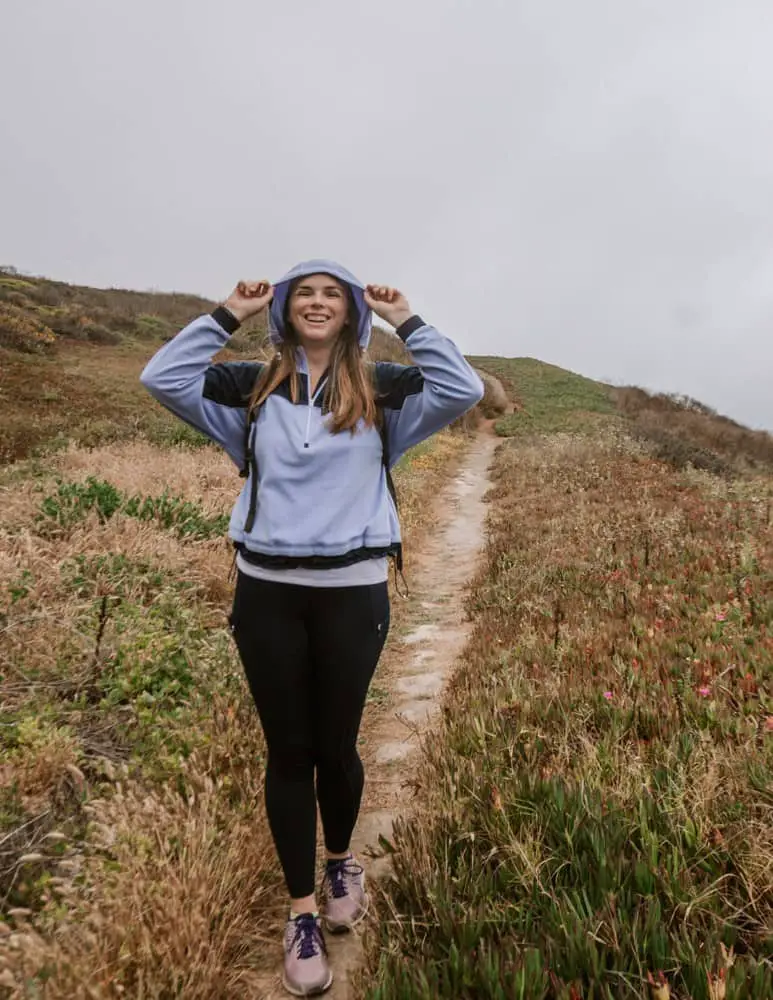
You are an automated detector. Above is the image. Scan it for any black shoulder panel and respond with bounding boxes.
[203,361,264,408]
[374,362,424,410]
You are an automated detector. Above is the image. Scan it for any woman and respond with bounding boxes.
[140,259,483,996]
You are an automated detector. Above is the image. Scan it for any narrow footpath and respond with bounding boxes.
[259,427,500,999]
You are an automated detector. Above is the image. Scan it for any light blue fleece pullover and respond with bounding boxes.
[140,260,484,567]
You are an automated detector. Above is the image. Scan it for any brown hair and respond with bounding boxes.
[247,280,378,433]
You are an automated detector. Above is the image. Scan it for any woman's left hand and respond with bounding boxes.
[364,285,413,329]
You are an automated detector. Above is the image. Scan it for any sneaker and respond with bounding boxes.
[282,913,333,997]
[321,855,369,934]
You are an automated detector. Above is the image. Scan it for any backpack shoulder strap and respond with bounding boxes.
[371,363,398,508]
[242,401,262,534]
[239,403,255,479]
[376,403,408,593]
[377,404,398,512]
[242,356,277,530]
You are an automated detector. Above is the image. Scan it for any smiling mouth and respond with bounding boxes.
[303,314,330,325]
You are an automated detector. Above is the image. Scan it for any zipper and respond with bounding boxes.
[304,373,328,449]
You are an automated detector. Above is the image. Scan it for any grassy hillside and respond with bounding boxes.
[0,269,488,996]
[0,266,224,351]
[472,355,773,477]
[470,356,617,436]
[3,272,771,997]
[0,269,423,466]
[369,360,773,999]
[0,268,501,468]
[0,268,219,464]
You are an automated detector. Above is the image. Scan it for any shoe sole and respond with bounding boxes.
[281,969,334,997]
[322,891,370,935]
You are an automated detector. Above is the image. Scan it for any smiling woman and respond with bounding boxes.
[288,274,349,350]
[139,258,483,997]
[244,270,404,439]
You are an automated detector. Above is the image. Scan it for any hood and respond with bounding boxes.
[268,259,372,349]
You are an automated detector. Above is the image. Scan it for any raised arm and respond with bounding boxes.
[366,285,484,463]
[139,281,273,466]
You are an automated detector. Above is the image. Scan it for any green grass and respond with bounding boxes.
[471,356,616,436]
[395,437,435,471]
[366,682,391,707]
[36,477,229,540]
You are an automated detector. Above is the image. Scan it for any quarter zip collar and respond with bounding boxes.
[295,347,310,375]
[304,371,328,449]
[296,348,331,397]
[295,347,331,449]
[295,347,330,383]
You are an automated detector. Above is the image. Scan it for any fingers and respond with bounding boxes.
[236,281,401,303]
[365,284,401,303]
[237,280,272,299]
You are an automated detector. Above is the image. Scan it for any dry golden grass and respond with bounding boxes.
[54,439,238,512]
[0,420,470,997]
[3,758,281,999]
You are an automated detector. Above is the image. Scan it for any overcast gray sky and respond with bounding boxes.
[2,0,772,429]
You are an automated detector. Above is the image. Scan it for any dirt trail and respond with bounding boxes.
[258,427,499,999]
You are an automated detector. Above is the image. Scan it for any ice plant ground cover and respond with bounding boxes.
[366,360,773,999]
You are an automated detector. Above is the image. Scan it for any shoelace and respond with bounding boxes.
[290,914,325,960]
[325,857,364,900]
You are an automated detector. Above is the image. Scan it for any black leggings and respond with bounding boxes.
[229,571,390,899]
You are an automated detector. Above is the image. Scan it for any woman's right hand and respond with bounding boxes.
[223,280,274,324]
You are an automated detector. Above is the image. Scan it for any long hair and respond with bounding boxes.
[247,281,378,433]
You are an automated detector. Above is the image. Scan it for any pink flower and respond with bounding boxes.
[715,612,726,622]
[698,686,711,698]
[603,691,613,701]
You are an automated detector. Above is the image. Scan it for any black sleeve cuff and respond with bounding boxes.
[395,314,426,342]
[211,305,241,335]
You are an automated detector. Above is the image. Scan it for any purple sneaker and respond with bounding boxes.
[282,913,332,997]
[321,855,369,934]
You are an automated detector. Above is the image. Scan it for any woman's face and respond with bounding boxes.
[287,273,350,348]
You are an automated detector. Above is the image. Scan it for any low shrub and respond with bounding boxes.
[616,386,773,474]
[36,476,229,540]
[0,304,56,354]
